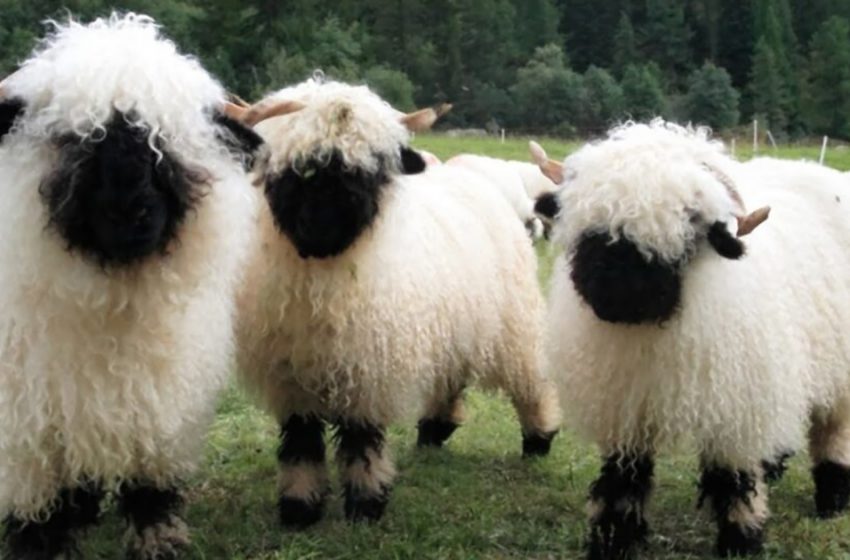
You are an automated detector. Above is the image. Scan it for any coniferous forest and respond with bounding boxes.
[2,0,850,138]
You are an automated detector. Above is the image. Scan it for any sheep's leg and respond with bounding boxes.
[698,463,766,557]
[417,390,466,448]
[586,453,653,560]
[3,481,103,560]
[277,414,329,528]
[119,483,188,560]
[335,420,395,522]
[810,400,850,518]
[512,385,561,458]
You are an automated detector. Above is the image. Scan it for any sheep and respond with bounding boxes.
[535,119,850,559]
[418,148,442,167]
[445,153,545,239]
[0,14,264,559]
[233,79,561,527]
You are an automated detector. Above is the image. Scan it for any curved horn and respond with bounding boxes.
[226,92,250,108]
[703,162,770,237]
[736,206,771,237]
[529,141,565,185]
[435,103,453,118]
[239,99,306,127]
[400,107,437,132]
[222,101,248,121]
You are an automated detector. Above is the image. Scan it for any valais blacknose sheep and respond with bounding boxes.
[233,79,561,527]
[0,14,263,559]
[536,120,850,559]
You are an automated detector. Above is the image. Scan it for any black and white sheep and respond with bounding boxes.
[0,14,262,559]
[535,120,850,558]
[233,78,561,527]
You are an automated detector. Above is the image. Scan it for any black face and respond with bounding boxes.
[0,98,25,141]
[39,111,207,266]
[570,231,683,325]
[212,111,265,171]
[265,147,425,260]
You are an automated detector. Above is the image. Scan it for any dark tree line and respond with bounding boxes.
[2,0,850,138]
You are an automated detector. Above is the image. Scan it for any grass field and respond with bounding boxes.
[81,134,850,559]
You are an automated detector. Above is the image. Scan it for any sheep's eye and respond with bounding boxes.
[301,167,316,179]
[137,206,149,219]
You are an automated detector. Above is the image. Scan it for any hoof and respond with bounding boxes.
[586,514,648,560]
[813,461,850,518]
[278,496,324,529]
[416,418,459,448]
[522,430,558,457]
[716,523,763,557]
[125,515,190,560]
[343,484,390,523]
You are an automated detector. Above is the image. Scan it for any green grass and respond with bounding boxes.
[82,134,850,559]
[412,132,850,171]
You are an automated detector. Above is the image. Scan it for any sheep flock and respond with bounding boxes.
[0,11,848,560]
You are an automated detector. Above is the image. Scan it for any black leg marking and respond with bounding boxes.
[522,430,558,458]
[336,420,392,523]
[813,460,850,518]
[698,466,764,557]
[586,454,653,560]
[277,414,327,528]
[119,484,183,529]
[119,483,188,560]
[416,417,459,448]
[3,482,103,560]
[762,450,794,484]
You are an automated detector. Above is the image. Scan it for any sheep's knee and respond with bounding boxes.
[698,464,767,557]
[586,453,653,560]
[513,387,561,458]
[417,392,465,448]
[277,414,328,528]
[3,482,103,560]
[810,406,850,518]
[335,420,394,523]
[119,483,188,560]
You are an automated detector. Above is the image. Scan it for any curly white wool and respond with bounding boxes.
[547,121,850,468]
[0,14,257,519]
[446,154,543,238]
[254,78,412,177]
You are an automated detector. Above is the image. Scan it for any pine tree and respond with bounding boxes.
[806,16,850,138]
[683,62,740,129]
[753,0,801,133]
[717,0,754,91]
[611,12,637,78]
[640,0,694,87]
[621,63,667,120]
[513,0,561,54]
[510,43,587,133]
[583,65,625,132]
[750,37,788,135]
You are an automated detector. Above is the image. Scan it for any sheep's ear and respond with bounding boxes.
[400,147,427,175]
[707,221,745,259]
[213,111,265,171]
[534,192,561,219]
[0,98,25,141]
